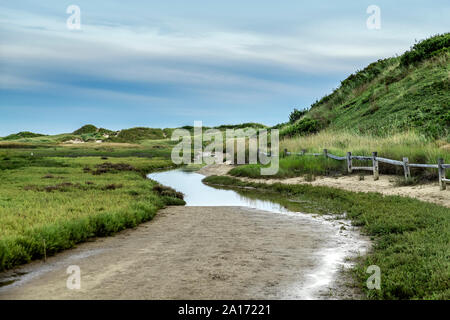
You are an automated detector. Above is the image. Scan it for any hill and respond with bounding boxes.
[0,131,46,141]
[281,33,450,139]
[107,127,166,142]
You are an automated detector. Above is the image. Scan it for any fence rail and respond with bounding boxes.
[282,148,450,191]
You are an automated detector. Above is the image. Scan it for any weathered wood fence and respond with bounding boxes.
[282,149,450,191]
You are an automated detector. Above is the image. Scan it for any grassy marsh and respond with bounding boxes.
[0,154,182,271]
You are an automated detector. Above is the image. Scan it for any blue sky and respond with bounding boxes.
[0,0,449,135]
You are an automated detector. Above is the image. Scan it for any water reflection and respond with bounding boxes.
[147,170,292,214]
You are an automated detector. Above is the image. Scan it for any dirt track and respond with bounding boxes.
[0,206,368,300]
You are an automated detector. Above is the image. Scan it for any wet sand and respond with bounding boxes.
[0,206,369,300]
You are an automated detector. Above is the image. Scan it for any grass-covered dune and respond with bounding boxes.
[279,34,450,139]
[203,175,450,300]
[0,132,46,141]
[0,156,183,271]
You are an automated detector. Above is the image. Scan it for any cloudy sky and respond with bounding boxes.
[0,0,449,135]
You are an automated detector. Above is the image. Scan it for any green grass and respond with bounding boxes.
[229,155,346,179]
[203,175,450,300]
[107,127,167,142]
[0,155,183,271]
[0,139,177,159]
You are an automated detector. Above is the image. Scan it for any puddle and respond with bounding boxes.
[148,170,293,212]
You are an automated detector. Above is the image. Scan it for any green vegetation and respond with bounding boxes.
[0,155,182,271]
[108,127,166,142]
[289,108,309,123]
[280,117,322,137]
[281,131,449,180]
[278,34,450,139]
[73,124,98,135]
[0,132,46,141]
[230,155,345,179]
[215,123,267,130]
[401,33,450,67]
[203,175,450,300]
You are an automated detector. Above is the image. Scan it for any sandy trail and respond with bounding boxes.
[198,164,450,208]
[0,206,368,300]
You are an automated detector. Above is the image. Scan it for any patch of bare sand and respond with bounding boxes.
[197,163,236,176]
[199,164,450,208]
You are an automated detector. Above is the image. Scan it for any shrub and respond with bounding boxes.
[401,33,450,67]
[289,108,308,123]
[281,118,322,137]
[152,184,184,200]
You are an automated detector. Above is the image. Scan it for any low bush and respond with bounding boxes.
[401,33,450,66]
[280,118,322,138]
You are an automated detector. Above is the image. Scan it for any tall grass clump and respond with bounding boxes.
[280,130,449,179]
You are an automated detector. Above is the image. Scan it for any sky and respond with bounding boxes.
[0,0,449,135]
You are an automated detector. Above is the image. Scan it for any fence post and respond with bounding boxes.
[438,158,446,191]
[372,151,379,181]
[347,152,352,174]
[301,149,306,155]
[323,149,328,158]
[402,157,411,180]
[284,148,288,157]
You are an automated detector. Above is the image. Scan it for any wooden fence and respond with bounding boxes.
[282,149,450,191]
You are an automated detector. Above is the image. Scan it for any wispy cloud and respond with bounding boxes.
[0,1,448,135]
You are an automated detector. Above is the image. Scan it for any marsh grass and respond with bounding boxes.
[203,175,450,300]
[230,155,346,179]
[281,130,449,163]
[0,156,182,271]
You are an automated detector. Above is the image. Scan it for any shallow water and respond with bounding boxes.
[148,169,292,213]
